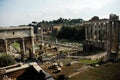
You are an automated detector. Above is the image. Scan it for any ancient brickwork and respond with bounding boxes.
[0,26,35,60]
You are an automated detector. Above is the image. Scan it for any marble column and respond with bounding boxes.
[4,39,8,54]
[20,38,26,61]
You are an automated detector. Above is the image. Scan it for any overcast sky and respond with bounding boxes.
[0,0,120,26]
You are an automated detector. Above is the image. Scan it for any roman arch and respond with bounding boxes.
[0,26,35,60]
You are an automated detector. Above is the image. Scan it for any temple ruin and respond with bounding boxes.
[83,14,120,61]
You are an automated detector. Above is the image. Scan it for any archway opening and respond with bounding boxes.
[9,42,21,60]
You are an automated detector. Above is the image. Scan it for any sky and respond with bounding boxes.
[0,0,120,26]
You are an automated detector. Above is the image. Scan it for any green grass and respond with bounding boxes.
[80,59,100,65]
[11,42,20,52]
[11,42,20,48]
[70,62,120,80]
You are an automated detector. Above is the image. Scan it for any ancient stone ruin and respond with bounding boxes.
[0,26,35,60]
[84,14,120,62]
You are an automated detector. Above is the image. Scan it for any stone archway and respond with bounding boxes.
[8,41,21,59]
[0,27,35,61]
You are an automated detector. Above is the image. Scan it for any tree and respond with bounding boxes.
[0,54,15,67]
[57,26,85,41]
[32,21,37,25]
[89,16,99,21]
[74,27,85,41]
[51,28,58,37]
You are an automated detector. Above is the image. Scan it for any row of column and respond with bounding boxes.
[84,14,120,61]
[85,22,109,43]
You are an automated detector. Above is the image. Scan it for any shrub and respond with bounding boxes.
[0,54,16,67]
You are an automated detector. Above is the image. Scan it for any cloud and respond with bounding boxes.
[0,0,120,26]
